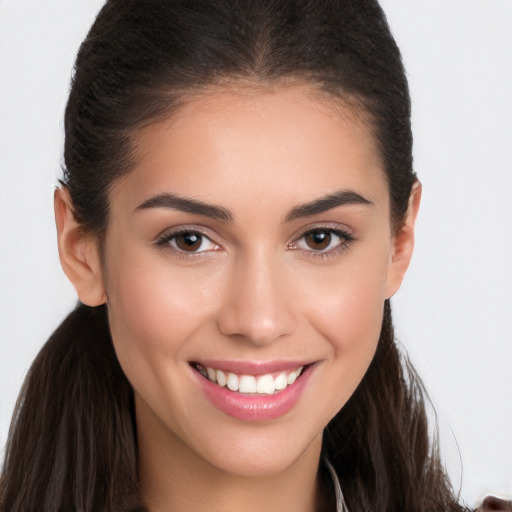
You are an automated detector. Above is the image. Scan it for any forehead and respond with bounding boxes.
[115,85,388,215]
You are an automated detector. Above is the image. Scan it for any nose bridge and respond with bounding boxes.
[217,246,296,345]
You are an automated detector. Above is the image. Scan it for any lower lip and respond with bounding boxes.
[193,366,313,421]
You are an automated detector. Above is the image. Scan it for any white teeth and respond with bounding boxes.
[199,364,307,394]
[287,366,304,385]
[256,374,275,394]
[226,373,239,391]
[206,367,217,383]
[274,372,287,390]
[239,375,257,393]
[216,369,227,387]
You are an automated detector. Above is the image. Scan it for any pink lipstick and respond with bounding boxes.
[190,360,314,421]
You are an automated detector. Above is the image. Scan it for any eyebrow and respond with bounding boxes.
[136,193,234,222]
[284,190,373,222]
[135,189,373,223]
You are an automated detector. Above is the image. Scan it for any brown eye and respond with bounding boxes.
[156,230,219,254]
[304,229,332,251]
[175,232,203,252]
[290,227,353,256]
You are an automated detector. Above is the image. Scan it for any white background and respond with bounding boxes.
[0,0,511,506]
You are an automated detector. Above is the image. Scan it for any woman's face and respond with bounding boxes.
[101,86,407,477]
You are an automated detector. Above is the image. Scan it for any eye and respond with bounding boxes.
[290,227,354,255]
[156,229,219,254]
[303,229,335,251]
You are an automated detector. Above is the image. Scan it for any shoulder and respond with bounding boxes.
[478,496,512,512]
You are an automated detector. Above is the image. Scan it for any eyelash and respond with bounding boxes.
[288,225,355,261]
[154,225,355,260]
[155,227,220,259]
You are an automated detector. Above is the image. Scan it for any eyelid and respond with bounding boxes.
[155,224,215,240]
[287,223,355,258]
[154,225,222,256]
[289,222,354,242]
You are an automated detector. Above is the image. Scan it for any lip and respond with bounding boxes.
[191,361,315,421]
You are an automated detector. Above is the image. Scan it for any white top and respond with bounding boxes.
[324,459,349,512]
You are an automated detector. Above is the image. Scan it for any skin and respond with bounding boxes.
[55,85,421,512]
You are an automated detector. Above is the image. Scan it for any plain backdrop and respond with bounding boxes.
[0,0,511,507]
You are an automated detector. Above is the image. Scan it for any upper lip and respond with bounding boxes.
[191,359,312,375]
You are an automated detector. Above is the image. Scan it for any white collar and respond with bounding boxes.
[324,459,349,512]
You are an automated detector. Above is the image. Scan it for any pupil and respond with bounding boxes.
[184,233,199,245]
[177,232,201,251]
[306,230,331,250]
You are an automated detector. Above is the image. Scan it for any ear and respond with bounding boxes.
[54,187,107,306]
[385,180,422,298]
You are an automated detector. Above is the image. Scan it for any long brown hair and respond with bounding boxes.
[1,1,469,510]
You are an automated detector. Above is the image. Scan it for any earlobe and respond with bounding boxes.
[54,187,107,306]
[385,180,422,299]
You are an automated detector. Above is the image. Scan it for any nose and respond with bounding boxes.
[216,250,297,346]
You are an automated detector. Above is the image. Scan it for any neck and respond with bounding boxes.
[136,396,327,512]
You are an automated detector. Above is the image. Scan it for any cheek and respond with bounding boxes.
[103,242,220,377]
[304,248,389,345]
[297,249,389,409]
[322,273,384,349]
[102,249,228,438]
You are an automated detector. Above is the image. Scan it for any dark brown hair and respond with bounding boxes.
[1,1,469,510]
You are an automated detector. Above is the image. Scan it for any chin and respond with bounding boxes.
[193,423,324,478]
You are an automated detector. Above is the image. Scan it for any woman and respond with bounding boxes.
[0,1,510,511]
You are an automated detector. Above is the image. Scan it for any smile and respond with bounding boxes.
[192,363,305,395]
[190,360,314,421]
